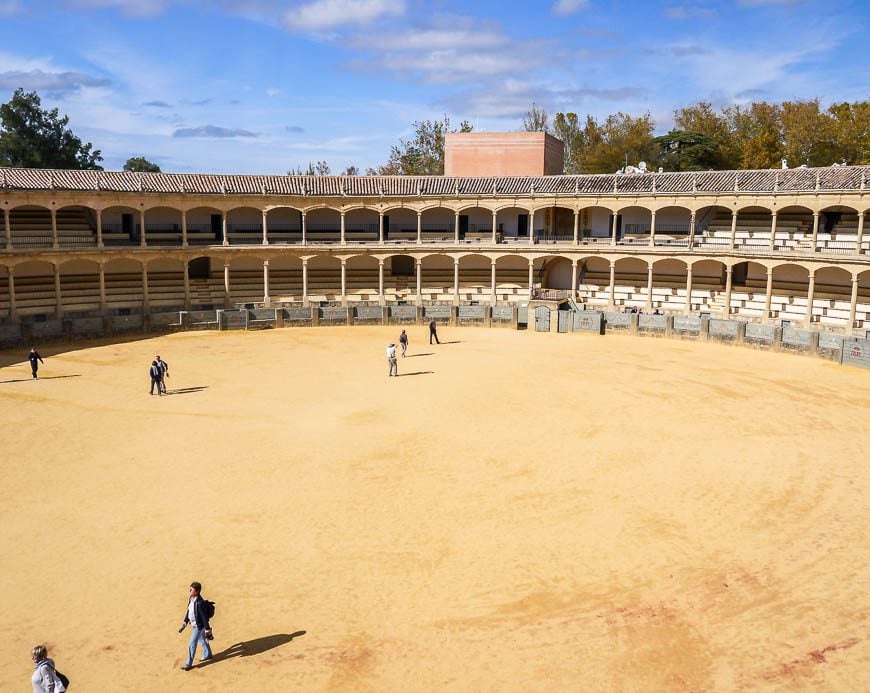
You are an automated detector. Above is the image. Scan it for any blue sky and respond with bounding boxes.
[0,0,866,173]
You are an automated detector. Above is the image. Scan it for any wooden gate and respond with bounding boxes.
[557,310,571,333]
[535,305,550,332]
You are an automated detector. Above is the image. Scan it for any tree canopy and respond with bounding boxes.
[0,88,103,169]
[373,116,472,175]
[123,156,161,173]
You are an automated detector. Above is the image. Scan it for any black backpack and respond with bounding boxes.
[203,599,216,619]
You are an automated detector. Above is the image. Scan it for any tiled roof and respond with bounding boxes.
[1,166,867,197]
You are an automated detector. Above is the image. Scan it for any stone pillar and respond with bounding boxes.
[262,210,269,245]
[98,263,106,313]
[769,212,778,250]
[649,210,656,247]
[571,258,579,300]
[764,269,773,321]
[529,210,535,245]
[3,207,10,250]
[181,210,188,248]
[139,209,147,247]
[848,277,859,330]
[221,213,228,247]
[804,271,815,326]
[51,208,59,249]
[415,258,422,305]
[729,209,738,249]
[490,259,497,305]
[454,259,460,304]
[263,259,270,306]
[378,259,385,305]
[684,265,693,314]
[608,261,616,308]
[528,259,535,299]
[95,209,103,248]
[302,259,309,304]
[53,264,62,316]
[492,210,498,244]
[301,212,307,246]
[610,212,618,246]
[454,212,460,244]
[856,212,865,255]
[723,266,733,317]
[646,264,654,312]
[417,212,422,245]
[223,263,230,307]
[183,263,191,310]
[378,213,384,244]
[811,211,820,252]
[688,211,696,249]
[340,212,346,246]
[7,266,16,320]
[142,263,150,313]
[340,259,346,304]
[573,209,579,245]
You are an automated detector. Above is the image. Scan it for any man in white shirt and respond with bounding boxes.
[386,343,398,377]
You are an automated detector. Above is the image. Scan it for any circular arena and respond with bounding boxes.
[1,325,868,690]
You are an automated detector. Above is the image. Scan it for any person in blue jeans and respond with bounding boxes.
[179,581,212,670]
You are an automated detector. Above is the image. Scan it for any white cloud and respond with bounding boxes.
[65,0,170,17]
[0,69,110,95]
[284,0,405,32]
[0,0,22,16]
[352,27,506,51]
[552,0,588,15]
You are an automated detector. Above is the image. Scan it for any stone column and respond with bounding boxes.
[223,263,230,306]
[454,212,460,243]
[764,269,773,320]
[646,264,654,312]
[529,210,535,245]
[262,210,269,246]
[610,212,618,246]
[183,263,191,310]
[684,265,693,314]
[490,260,497,305]
[769,212,778,250]
[723,266,733,317]
[528,259,535,299]
[608,261,616,308]
[96,209,103,248]
[139,209,147,247]
[301,212,307,245]
[856,212,865,255]
[573,209,580,245]
[98,263,106,313]
[729,209,738,249]
[811,211,820,252]
[142,263,150,313]
[340,259,346,304]
[340,212,346,246]
[51,208,59,249]
[302,259,309,304]
[417,212,422,245]
[181,210,188,248]
[3,207,10,250]
[7,266,16,320]
[804,270,815,326]
[454,258,460,304]
[649,210,657,247]
[848,277,859,330]
[221,213,228,247]
[378,259,385,305]
[53,264,62,316]
[688,211,696,249]
[571,258,579,300]
[378,213,384,244]
[415,258,422,305]
[263,259,270,306]
[492,210,498,244]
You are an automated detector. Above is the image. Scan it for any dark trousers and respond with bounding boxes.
[31,365,38,378]
[429,331,440,344]
[151,376,162,394]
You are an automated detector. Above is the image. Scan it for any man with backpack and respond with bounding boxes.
[179,581,214,670]
[149,360,163,396]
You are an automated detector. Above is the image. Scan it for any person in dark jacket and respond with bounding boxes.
[149,361,163,396]
[428,319,440,345]
[28,347,44,379]
[179,581,212,670]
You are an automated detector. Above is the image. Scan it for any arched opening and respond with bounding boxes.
[537,205,574,244]
[13,260,57,316]
[457,206,493,243]
[0,264,8,319]
[9,204,53,249]
[613,257,648,310]
[419,254,453,302]
[227,255,265,306]
[186,206,224,245]
[578,256,610,307]
[690,259,727,313]
[268,255,303,300]
[226,206,264,246]
[143,205,183,246]
[734,205,774,249]
[695,205,734,248]
[496,255,531,302]
[772,263,810,323]
[457,254,491,302]
[384,254,415,301]
[577,205,616,242]
[856,269,870,329]
[383,207,418,242]
[813,266,853,328]
[185,255,226,309]
[306,254,341,302]
[772,205,814,251]
[345,255,379,301]
[728,261,768,321]
[495,206,531,243]
[618,205,653,245]
[101,204,142,246]
[103,258,144,313]
[543,256,572,289]
[344,209,379,244]
[650,258,688,313]
[56,205,97,248]
[420,208,455,242]
[306,208,341,244]
[818,205,861,253]
[265,206,303,245]
[59,258,100,315]
[146,257,186,310]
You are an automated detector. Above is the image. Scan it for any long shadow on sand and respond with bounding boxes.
[437,340,463,345]
[198,632,306,668]
[396,371,434,377]
[165,386,209,396]
[405,352,434,357]
[0,374,82,384]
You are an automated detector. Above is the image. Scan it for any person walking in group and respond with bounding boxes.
[179,581,213,670]
[399,329,408,357]
[156,354,170,394]
[149,360,163,396]
[429,319,441,345]
[386,342,398,377]
[31,644,67,692]
[28,347,44,379]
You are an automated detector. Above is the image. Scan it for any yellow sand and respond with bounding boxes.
[0,326,868,691]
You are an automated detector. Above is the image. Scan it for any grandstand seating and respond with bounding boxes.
[7,208,96,249]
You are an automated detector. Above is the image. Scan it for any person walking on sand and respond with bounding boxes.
[179,581,213,670]
[149,360,163,396]
[156,354,170,394]
[399,329,408,357]
[31,644,67,692]
[429,319,441,345]
[386,342,398,377]
[28,347,44,379]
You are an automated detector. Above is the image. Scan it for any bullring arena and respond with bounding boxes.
[0,164,869,690]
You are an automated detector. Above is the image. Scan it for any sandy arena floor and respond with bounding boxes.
[0,326,868,691]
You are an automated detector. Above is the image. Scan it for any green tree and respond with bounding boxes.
[725,102,783,169]
[583,112,656,173]
[552,112,582,173]
[376,115,472,175]
[779,99,838,167]
[523,103,549,132]
[827,100,870,165]
[0,88,102,169]
[123,156,161,172]
[652,130,721,171]
[673,101,737,168]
